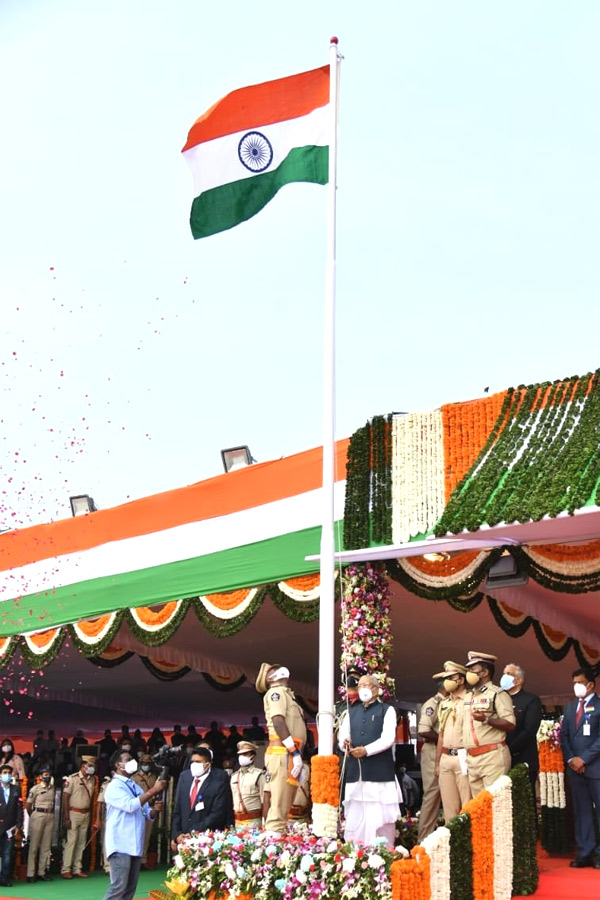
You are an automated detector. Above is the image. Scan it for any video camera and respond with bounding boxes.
[151,744,183,782]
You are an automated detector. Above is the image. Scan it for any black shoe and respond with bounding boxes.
[0,880,13,887]
[39,874,53,881]
[592,855,600,870]
[570,856,592,868]
[27,876,38,883]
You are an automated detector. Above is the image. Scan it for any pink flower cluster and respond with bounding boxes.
[339,563,395,699]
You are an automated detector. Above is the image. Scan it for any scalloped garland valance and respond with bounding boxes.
[2,556,599,676]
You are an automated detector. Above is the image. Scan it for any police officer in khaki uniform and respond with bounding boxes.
[61,754,96,878]
[26,763,55,883]
[95,775,111,875]
[230,741,266,829]
[463,651,515,796]
[256,662,307,835]
[436,661,472,821]
[417,671,448,841]
[133,754,158,865]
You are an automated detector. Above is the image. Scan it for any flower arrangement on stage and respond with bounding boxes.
[340,563,395,699]
[154,826,400,900]
[310,755,340,839]
[537,717,568,854]
[508,765,538,896]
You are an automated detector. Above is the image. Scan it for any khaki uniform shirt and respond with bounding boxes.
[231,765,265,814]
[418,692,444,739]
[462,683,515,748]
[63,772,95,811]
[27,781,55,812]
[264,685,307,747]
[132,770,157,793]
[439,691,470,749]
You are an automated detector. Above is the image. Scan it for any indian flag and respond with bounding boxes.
[182,65,330,239]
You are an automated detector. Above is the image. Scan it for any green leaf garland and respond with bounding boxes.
[509,764,539,895]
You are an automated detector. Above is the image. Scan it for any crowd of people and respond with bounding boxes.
[0,653,597,895]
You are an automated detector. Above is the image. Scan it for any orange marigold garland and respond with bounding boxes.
[390,845,431,900]
[537,719,567,852]
[310,754,340,837]
[463,790,494,900]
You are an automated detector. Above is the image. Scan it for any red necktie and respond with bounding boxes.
[190,776,201,809]
[575,699,585,728]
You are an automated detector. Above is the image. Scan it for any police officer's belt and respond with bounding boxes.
[69,806,90,813]
[234,809,261,822]
[467,741,506,757]
[33,807,53,813]
[441,748,461,756]
[289,804,307,818]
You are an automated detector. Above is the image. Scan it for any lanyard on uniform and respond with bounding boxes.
[124,779,139,798]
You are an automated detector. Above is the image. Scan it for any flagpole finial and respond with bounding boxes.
[330,36,339,44]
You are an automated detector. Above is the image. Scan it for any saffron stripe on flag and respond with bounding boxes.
[182,65,329,149]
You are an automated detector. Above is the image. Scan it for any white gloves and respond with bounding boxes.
[291,751,303,780]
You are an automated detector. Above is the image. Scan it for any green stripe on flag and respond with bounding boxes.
[0,523,343,636]
[190,145,328,239]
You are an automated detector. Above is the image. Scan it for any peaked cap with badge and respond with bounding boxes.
[255,662,282,694]
[465,651,497,667]
[236,740,258,755]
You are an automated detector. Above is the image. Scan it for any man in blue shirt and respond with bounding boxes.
[102,748,166,900]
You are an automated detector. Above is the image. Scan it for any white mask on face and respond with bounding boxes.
[238,754,253,767]
[1,745,11,754]
[574,682,589,699]
[358,687,373,703]
[124,759,138,775]
[268,666,290,683]
[85,766,95,775]
[500,674,515,692]
[190,761,209,778]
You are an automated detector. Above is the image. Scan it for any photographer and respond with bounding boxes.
[102,748,165,900]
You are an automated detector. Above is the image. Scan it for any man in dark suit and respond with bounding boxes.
[560,667,600,869]
[0,764,23,886]
[502,663,543,790]
[170,747,233,849]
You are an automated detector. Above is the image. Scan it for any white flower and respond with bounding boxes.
[342,856,356,872]
[279,850,291,866]
[326,841,339,853]
[225,862,236,880]
[300,854,313,872]
[173,854,184,870]
[295,869,307,884]
[368,853,385,868]
[251,849,262,862]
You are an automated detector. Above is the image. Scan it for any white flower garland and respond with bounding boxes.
[539,771,566,809]
[130,599,183,632]
[421,826,451,900]
[391,411,445,544]
[198,588,257,619]
[489,775,513,900]
[72,611,118,645]
[311,802,339,839]
[525,544,600,577]
[398,550,490,588]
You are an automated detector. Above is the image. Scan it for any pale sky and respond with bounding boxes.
[1,0,599,528]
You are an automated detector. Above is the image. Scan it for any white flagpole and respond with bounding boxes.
[317,36,341,757]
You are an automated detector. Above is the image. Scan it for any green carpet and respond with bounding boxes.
[0,868,169,900]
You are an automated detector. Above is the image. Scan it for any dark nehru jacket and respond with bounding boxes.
[346,701,396,783]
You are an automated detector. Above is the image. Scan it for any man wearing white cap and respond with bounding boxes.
[230,741,266,829]
[256,662,307,834]
[435,662,472,821]
[463,651,515,796]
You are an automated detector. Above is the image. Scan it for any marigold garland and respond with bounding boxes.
[310,755,339,807]
[463,789,494,900]
[537,719,568,853]
[390,844,431,900]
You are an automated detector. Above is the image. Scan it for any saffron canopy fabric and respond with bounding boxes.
[182,65,330,238]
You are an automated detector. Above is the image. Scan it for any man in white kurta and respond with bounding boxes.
[337,674,401,847]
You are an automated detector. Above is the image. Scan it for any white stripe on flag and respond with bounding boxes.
[183,105,329,196]
[0,481,346,601]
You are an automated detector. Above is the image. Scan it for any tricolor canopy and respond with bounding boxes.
[0,368,599,712]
